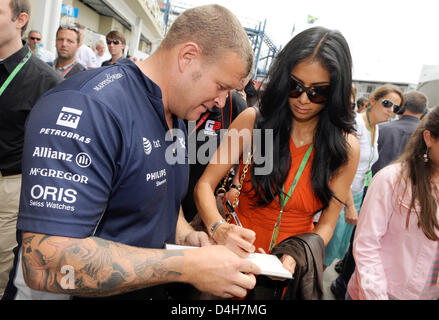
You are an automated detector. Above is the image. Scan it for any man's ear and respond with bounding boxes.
[177,42,201,73]
[15,12,29,33]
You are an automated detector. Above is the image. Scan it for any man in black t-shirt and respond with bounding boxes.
[0,0,62,298]
[182,90,248,221]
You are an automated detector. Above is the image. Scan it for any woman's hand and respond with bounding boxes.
[345,204,358,226]
[212,223,256,258]
[181,230,213,247]
[257,249,296,281]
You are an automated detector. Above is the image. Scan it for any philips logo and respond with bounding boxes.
[56,107,83,129]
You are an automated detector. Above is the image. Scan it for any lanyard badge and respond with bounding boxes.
[364,170,373,187]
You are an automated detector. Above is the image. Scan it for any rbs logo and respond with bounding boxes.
[56,107,83,129]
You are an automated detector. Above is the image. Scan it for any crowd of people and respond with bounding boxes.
[0,0,437,301]
[26,23,140,79]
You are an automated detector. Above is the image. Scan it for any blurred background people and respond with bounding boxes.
[0,0,62,298]
[347,105,439,300]
[356,97,368,113]
[54,25,85,79]
[102,30,127,66]
[94,38,110,67]
[74,23,98,69]
[372,91,428,175]
[330,84,405,299]
[27,29,54,65]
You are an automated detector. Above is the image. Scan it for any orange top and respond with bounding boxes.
[235,139,322,252]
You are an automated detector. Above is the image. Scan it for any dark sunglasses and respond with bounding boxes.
[289,76,330,104]
[30,37,41,41]
[107,39,121,45]
[380,99,400,110]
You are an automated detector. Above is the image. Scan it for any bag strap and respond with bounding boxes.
[230,106,260,208]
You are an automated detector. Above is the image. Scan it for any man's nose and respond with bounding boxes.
[215,91,229,108]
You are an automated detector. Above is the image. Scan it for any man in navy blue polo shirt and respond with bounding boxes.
[3,4,260,300]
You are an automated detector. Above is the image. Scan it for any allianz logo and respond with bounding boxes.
[32,147,92,168]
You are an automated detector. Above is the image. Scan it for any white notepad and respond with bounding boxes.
[165,244,293,279]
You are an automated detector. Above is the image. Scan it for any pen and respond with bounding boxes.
[225,200,243,227]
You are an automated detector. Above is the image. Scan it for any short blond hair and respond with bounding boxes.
[161,4,253,76]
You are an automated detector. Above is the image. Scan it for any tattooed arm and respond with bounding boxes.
[21,232,260,298]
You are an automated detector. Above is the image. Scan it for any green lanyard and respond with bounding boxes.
[364,110,375,187]
[0,49,32,97]
[268,143,313,252]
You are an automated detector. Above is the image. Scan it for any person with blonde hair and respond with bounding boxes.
[347,105,439,300]
[330,84,405,299]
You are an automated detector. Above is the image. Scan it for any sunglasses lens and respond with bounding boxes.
[289,78,330,103]
[381,100,394,108]
[309,87,330,103]
[289,79,303,98]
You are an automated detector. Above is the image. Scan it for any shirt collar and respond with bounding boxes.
[1,41,30,74]
[54,59,76,72]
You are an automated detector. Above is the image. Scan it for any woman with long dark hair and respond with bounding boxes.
[194,27,360,280]
[347,106,439,300]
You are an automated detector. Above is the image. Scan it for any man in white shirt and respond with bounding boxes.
[94,39,110,67]
[27,30,55,65]
[74,23,98,69]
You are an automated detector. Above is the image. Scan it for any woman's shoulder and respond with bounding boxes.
[229,106,258,131]
[345,132,360,155]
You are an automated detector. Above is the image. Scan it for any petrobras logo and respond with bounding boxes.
[56,107,83,129]
[29,168,88,185]
[143,137,152,155]
[39,128,92,144]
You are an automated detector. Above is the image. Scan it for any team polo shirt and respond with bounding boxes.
[17,59,189,247]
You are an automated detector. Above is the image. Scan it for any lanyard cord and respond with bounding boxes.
[60,61,77,78]
[269,144,313,252]
[0,49,32,97]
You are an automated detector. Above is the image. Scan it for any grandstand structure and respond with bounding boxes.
[158,0,280,81]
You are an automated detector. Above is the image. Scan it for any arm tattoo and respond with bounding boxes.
[21,233,184,297]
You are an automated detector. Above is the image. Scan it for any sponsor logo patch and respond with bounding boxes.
[56,107,83,129]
